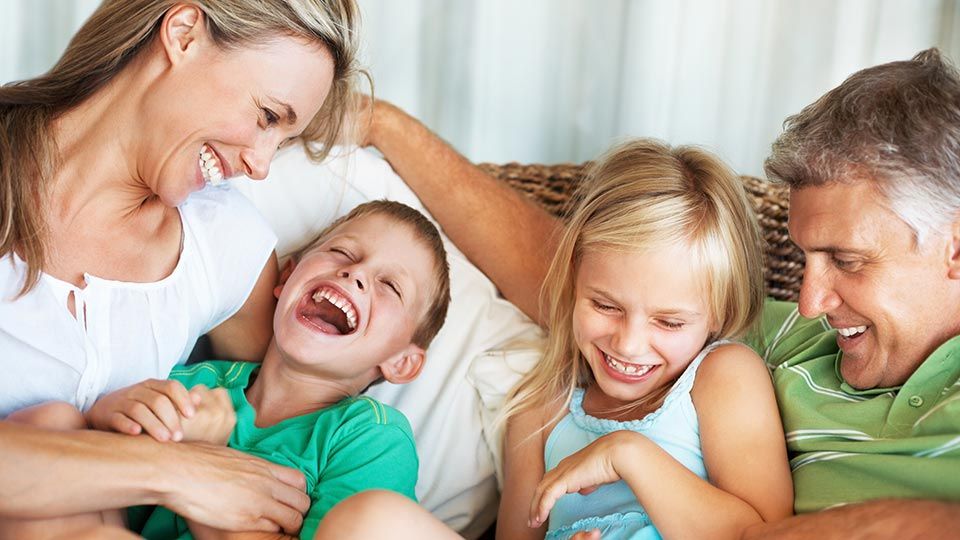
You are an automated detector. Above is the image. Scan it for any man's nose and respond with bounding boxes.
[797,260,841,318]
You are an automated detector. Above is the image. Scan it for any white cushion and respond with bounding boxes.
[231,146,543,539]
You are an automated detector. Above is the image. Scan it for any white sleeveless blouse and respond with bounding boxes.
[0,184,276,417]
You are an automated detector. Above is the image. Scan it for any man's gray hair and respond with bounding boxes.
[765,48,960,243]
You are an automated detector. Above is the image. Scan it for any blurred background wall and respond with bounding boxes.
[4,0,957,176]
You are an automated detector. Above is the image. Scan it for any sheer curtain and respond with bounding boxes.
[5,0,957,175]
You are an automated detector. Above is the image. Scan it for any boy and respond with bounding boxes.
[17,201,451,540]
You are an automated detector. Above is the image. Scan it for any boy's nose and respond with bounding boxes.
[338,270,365,291]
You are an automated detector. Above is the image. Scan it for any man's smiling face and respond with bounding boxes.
[788,180,960,389]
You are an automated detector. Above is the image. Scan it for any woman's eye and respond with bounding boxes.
[262,107,280,126]
[659,320,685,330]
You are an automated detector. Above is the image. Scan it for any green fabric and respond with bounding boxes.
[746,300,960,513]
[137,360,418,540]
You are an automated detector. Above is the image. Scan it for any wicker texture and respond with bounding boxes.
[478,162,805,302]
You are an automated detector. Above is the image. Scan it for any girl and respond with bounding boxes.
[497,139,793,540]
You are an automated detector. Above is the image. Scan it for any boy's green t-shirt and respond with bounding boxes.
[135,360,418,540]
[747,300,960,513]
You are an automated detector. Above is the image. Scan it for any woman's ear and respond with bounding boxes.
[274,259,298,299]
[158,3,207,65]
[379,345,425,385]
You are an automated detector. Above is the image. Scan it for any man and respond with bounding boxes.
[358,48,960,537]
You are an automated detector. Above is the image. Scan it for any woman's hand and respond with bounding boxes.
[180,385,236,445]
[528,430,648,528]
[84,379,197,442]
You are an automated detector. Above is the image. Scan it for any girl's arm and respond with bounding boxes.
[498,403,557,540]
[206,254,279,362]
[531,344,792,539]
[364,99,561,324]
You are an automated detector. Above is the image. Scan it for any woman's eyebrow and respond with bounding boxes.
[268,97,298,125]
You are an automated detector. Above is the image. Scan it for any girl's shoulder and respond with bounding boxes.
[690,341,774,410]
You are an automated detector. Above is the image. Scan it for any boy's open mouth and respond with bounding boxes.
[299,286,359,335]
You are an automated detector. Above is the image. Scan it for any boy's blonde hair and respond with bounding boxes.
[294,200,451,349]
[502,138,765,424]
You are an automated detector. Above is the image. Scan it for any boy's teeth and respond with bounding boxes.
[837,325,867,337]
[311,287,358,330]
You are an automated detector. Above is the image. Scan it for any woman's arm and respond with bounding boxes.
[0,421,310,534]
[207,254,279,361]
[531,345,793,539]
[365,100,561,324]
[498,404,556,540]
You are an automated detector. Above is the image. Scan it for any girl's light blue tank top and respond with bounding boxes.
[544,340,731,540]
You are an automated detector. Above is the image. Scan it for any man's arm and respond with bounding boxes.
[741,499,960,539]
[366,99,562,323]
[0,421,310,534]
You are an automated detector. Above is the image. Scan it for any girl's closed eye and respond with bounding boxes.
[591,299,620,313]
[657,319,685,330]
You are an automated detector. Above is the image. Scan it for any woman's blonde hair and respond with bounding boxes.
[0,0,364,294]
[501,138,765,425]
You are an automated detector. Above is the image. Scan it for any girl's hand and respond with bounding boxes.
[85,379,197,442]
[528,430,648,528]
[180,385,236,445]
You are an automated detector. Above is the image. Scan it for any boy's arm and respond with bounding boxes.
[0,421,309,533]
[364,99,561,324]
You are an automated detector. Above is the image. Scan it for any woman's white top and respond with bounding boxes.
[0,184,276,417]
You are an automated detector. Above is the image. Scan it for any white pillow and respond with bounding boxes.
[231,146,543,539]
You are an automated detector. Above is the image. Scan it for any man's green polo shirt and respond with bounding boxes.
[748,300,960,513]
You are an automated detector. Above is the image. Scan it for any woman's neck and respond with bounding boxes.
[48,54,158,226]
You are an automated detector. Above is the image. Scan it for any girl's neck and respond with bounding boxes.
[244,344,356,428]
[581,383,667,422]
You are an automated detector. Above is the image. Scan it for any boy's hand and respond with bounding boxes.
[85,379,197,442]
[180,385,236,445]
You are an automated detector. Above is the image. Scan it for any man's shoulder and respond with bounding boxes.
[756,300,839,368]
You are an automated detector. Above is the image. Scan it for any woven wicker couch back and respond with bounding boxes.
[479,162,805,302]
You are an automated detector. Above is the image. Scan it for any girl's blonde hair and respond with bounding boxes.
[502,138,765,424]
[0,0,364,295]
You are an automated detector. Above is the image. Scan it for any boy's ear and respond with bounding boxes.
[379,345,425,385]
[159,3,206,65]
[274,259,298,299]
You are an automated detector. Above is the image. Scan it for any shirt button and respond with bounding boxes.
[908,395,924,407]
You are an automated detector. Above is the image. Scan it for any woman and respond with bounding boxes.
[0,0,361,536]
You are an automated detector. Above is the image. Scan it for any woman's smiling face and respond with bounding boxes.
[139,8,335,206]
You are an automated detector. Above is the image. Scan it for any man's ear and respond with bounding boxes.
[158,3,206,65]
[379,345,425,385]
[274,259,298,299]
[947,219,960,280]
